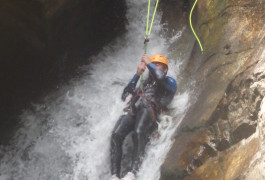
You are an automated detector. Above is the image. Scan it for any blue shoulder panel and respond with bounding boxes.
[165,76,177,93]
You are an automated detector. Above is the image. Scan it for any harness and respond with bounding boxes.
[124,79,162,122]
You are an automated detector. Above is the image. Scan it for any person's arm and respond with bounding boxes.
[146,63,166,81]
[141,54,166,81]
[121,74,140,101]
[121,62,146,101]
[141,53,176,95]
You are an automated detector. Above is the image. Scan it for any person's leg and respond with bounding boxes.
[131,107,157,173]
[111,114,135,178]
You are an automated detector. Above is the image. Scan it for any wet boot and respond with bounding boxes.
[121,172,136,180]
[110,174,120,180]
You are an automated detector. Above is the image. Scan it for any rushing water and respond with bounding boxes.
[0,0,190,179]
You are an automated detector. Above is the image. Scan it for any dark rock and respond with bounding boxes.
[0,0,126,145]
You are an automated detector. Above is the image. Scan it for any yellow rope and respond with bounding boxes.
[140,0,160,90]
[189,0,204,53]
[148,0,159,36]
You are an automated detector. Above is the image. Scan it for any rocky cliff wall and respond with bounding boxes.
[160,0,265,179]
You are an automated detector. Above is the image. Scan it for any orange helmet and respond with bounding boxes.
[150,54,168,68]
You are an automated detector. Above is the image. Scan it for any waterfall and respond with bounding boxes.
[0,0,190,179]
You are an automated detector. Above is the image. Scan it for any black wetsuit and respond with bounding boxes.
[110,63,177,177]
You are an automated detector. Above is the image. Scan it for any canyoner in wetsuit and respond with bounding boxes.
[110,54,177,180]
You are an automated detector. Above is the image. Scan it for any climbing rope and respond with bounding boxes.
[140,0,159,90]
[189,0,204,53]
[140,0,203,89]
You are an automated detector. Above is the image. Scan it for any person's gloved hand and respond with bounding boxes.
[121,84,134,101]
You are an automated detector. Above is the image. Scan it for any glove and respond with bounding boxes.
[121,84,134,101]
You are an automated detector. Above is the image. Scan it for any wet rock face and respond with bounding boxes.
[243,94,265,179]
[161,48,265,179]
[0,0,126,144]
[182,0,265,130]
[161,0,265,179]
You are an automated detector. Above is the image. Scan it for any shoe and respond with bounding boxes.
[121,172,136,180]
[110,174,120,180]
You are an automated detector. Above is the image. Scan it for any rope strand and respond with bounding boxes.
[140,0,160,90]
[189,0,204,53]
[148,0,159,36]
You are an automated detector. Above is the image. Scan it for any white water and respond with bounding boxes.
[0,0,190,180]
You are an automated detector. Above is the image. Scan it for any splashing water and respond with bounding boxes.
[0,0,190,180]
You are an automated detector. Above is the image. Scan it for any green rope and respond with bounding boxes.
[189,0,204,53]
[140,70,144,90]
[140,0,159,90]
[140,42,148,90]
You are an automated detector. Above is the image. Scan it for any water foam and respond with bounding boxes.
[0,0,189,179]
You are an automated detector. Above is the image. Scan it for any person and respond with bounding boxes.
[110,54,177,180]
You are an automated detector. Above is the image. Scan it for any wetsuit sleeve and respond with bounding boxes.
[160,77,177,108]
[128,74,140,90]
[147,63,176,91]
[147,63,166,81]
[121,74,140,101]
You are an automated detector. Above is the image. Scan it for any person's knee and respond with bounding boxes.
[135,116,153,134]
[112,131,121,140]
[111,131,124,145]
[134,126,144,135]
